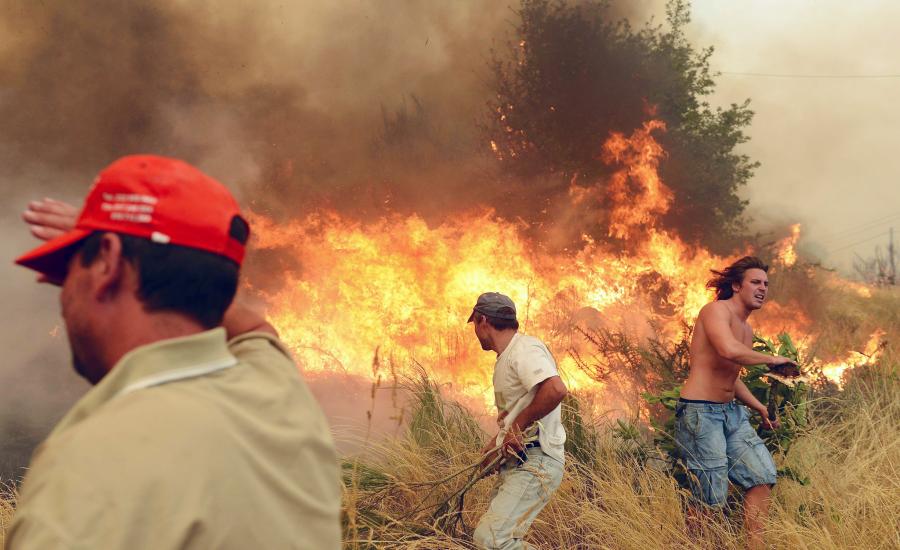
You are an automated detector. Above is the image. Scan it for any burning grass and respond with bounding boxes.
[342,352,898,549]
[243,113,897,407]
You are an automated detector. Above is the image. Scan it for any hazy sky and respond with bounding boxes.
[688,0,900,273]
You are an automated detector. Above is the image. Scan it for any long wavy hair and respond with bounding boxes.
[707,256,769,301]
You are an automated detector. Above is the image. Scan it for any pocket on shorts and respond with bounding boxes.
[677,407,704,437]
[728,433,777,489]
[676,408,727,471]
[685,408,716,440]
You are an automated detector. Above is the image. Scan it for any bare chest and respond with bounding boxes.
[730,317,753,347]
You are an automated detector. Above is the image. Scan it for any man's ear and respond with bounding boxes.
[89,233,128,302]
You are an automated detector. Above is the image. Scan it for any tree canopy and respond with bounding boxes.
[486,0,757,251]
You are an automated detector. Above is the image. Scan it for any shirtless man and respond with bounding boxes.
[677,256,798,549]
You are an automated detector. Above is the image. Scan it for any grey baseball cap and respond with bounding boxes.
[467,292,517,322]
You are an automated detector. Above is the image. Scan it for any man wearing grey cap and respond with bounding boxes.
[468,292,568,550]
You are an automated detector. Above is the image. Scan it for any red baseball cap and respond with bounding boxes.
[16,155,249,281]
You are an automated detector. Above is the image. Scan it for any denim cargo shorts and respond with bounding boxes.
[674,400,777,507]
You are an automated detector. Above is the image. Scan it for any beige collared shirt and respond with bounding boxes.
[5,329,340,550]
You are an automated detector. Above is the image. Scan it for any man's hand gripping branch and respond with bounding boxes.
[479,375,567,473]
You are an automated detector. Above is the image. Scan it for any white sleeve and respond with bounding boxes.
[515,342,559,391]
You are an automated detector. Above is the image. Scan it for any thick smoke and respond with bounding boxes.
[0,0,529,482]
[0,0,517,216]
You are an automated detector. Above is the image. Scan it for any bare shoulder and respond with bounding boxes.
[697,301,729,322]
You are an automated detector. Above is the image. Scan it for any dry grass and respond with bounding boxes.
[343,356,899,549]
[1,363,893,549]
[769,267,900,359]
[1,365,895,550]
[0,485,16,548]
[766,358,900,549]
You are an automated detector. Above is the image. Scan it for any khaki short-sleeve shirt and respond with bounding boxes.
[5,329,340,550]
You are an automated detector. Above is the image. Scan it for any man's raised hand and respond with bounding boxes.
[500,424,526,458]
[23,198,78,241]
[21,198,78,285]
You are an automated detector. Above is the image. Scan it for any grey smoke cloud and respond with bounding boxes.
[0,0,513,211]
[0,0,513,481]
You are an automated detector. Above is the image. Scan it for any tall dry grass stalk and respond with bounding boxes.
[342,355,898,549]
[0,485,16,548]
[766,354,899,549]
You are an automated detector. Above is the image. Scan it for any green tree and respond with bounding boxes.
[486,0,757,252]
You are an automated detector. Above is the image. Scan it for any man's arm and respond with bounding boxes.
[499,376,567,455]
[508,376,567,435]
[700,304,795,368]
[734,378,779,430]
[479,375,568,468]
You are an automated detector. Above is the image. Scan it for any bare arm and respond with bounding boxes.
[734,378,766,414]
[509,376,568,434]
[700,304,794,367]
[734,378,779,430]
[488,376,567,459]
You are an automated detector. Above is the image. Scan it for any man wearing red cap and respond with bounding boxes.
[7,156,341,549]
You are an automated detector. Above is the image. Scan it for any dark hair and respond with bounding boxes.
[78,231,243,328]
[474,312,519,331]
[706,256,769,301]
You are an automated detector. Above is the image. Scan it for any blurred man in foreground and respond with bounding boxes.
[677,256,799,550]
[7,155,340,549]
[468,292,567,550]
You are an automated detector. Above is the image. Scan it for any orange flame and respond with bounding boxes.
[247,120,876,407]
[775,223,801,267]
[601,120,672,239]
[248,208,731,405]
[824,274,873,298]
[818,330,886,388]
